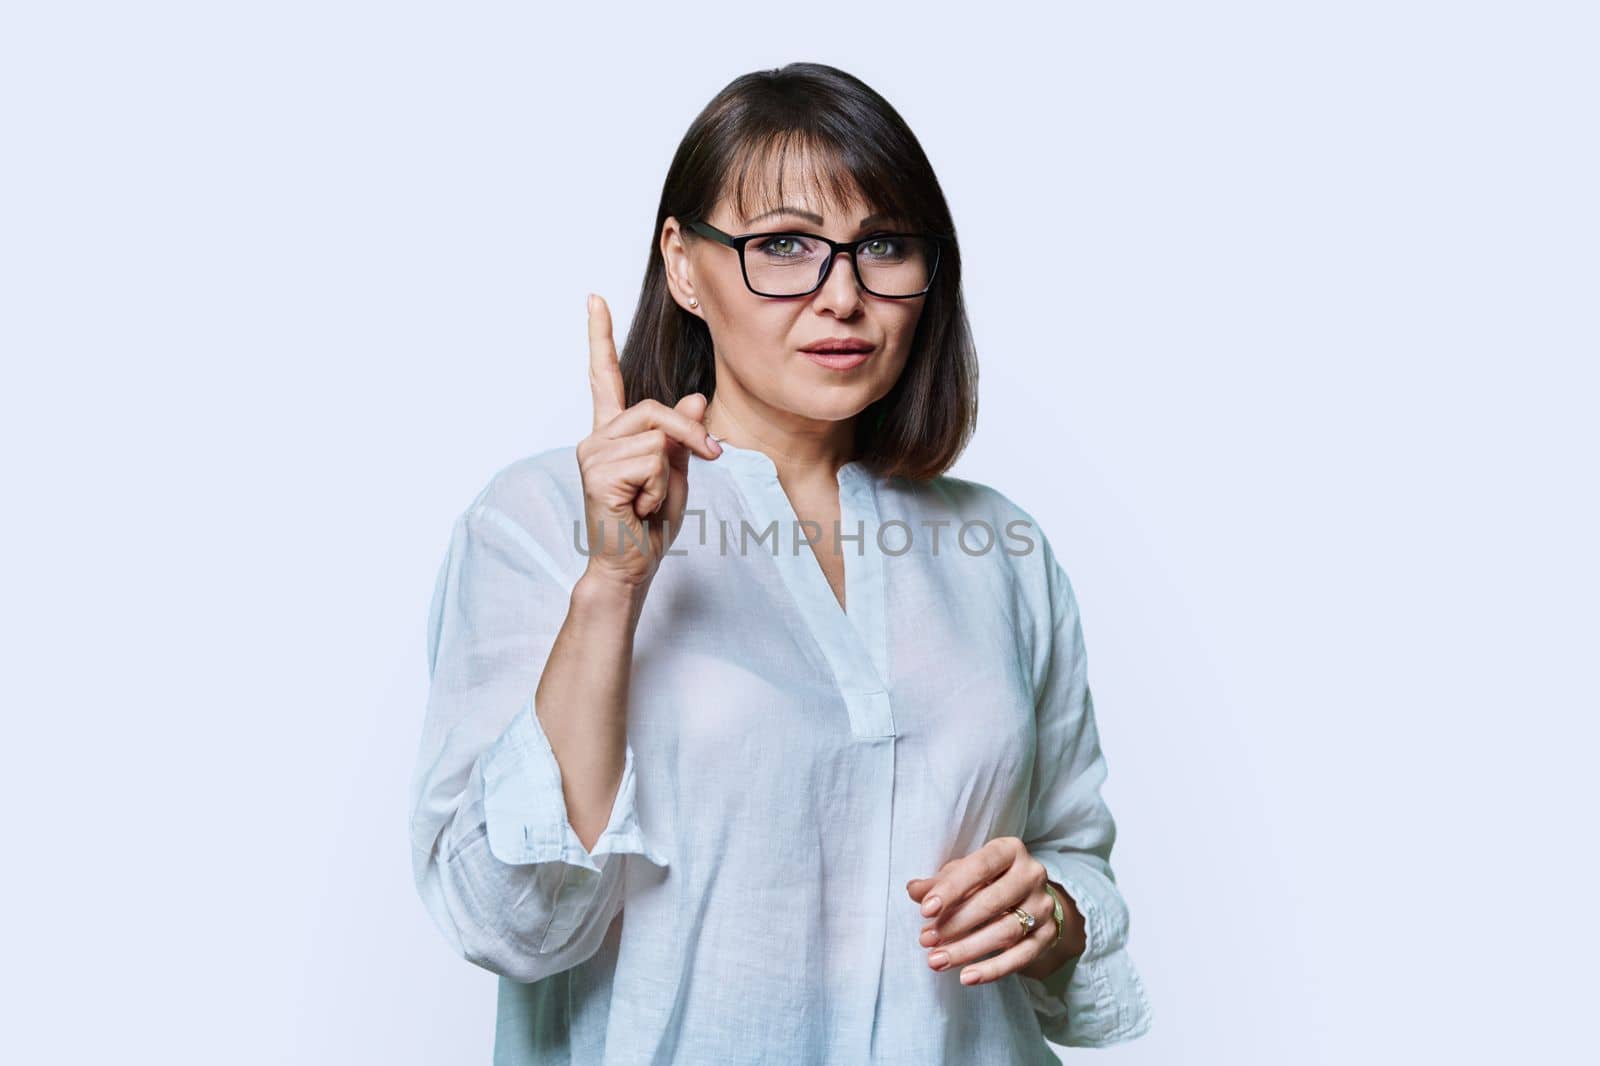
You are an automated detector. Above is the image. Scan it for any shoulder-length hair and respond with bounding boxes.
[618,62,978,482]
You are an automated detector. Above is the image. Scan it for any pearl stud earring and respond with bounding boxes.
[689,298,699,308]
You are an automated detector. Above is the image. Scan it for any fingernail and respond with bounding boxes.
[587,293,597,311]
[706,435,722,456]
[929,951,948,969]
[921,895,941,916]
[961,969,980,985]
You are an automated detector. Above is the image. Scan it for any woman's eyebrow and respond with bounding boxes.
[745,206,901,230]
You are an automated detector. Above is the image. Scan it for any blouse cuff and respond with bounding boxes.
[481,693,670,875]
[1016,853,1154,1048]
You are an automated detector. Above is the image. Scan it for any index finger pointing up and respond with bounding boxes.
[588,293,626,430]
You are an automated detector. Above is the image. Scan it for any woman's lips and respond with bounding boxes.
[801,346,875,370]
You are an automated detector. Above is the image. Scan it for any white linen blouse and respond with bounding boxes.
[408,438,1153,1063]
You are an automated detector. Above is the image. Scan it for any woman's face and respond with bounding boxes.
[664,186,925,438]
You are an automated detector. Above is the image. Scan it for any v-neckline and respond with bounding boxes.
[706,440,867,624]
[795,498,850,617]
[697,440,894,737]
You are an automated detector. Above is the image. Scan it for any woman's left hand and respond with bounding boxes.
[905,836,1087,987]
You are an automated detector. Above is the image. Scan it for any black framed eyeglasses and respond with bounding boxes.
[683,219,945,299]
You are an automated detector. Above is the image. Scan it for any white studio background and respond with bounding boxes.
[3,3,1594,1064]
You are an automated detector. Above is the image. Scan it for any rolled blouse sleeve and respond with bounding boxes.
[1014,547,1154,1047]
[407,486,669,985]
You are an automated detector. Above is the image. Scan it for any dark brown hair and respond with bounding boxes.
[618,62,978,482]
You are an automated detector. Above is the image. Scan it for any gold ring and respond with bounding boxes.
[1040,882,1067,949]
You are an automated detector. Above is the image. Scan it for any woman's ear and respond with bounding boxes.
[660,217,699,313]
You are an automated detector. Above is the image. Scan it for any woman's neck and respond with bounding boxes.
[702,400,856,485]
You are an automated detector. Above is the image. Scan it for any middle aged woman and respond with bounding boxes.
[409,61,1153,1064]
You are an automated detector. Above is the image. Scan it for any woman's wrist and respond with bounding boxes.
[574,566,651,624]
[1018,880,1087,981]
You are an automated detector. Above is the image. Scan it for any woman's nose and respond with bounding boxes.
[812,250,865,310]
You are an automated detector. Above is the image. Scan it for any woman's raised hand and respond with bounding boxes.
[578,293,722,591]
